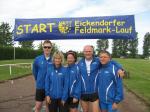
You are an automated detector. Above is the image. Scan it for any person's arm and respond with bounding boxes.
[45,66,51,97]
[114,67,124,104]
[45,65,53,104]
[112,66,124,110]
[96,70,99,92]
[32,59,38,80]
[45,72,51,104]
[111,60,125,78]
[62,68,69,103]
[111,60,122,69]
[73,66,81,101]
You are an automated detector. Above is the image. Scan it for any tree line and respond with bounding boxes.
[96,32,150,58]
[0,22,150,59]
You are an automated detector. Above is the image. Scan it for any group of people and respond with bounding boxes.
[32,40,124,112]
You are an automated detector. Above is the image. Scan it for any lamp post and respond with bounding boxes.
[13,41,16,60]
[12,30,16,60]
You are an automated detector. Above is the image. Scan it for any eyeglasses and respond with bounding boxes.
[43,46,51,49]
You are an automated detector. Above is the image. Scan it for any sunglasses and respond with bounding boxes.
[43,46,52,49]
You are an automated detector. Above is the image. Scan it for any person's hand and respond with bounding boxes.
[73,98,78,103]
[46,96,51,104]
[61,100,65,106]
[112,103,118,110]
[117,69,125,78]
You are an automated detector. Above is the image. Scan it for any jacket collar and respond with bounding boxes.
[102,61,111,68]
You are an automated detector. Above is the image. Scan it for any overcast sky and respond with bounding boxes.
[0,0,150,54]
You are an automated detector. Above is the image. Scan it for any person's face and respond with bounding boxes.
[83,46,93,60]
[67,54,75,65]
[54,56,62,66]
[43,43,52,55]
[99,53,110,65]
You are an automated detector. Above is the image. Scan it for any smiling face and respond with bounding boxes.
[99,52,111,65]
[83,45,94,60]
[67,54,75,65]
[52,51,64,68]
[43,43,52,56]
[54,56,62,67]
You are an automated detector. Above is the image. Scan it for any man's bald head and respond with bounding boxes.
[83,45,94,60]
[83,45,94,52]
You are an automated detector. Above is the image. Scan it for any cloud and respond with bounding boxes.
[68,0,150,54]
[0,0,85,29]
[70,0,150,17]
[0,0,85,18]
[0,0,150,54]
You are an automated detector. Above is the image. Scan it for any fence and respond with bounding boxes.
[0,63,32,81]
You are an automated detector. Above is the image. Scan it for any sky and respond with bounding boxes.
[0,0,150,54]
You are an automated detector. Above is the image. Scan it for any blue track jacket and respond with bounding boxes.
[45,64,68,101]
[32,54,52,89]
[78,57,100,94]
[97,62,124,104]
[63,63,81,101]
[78,57,122,94]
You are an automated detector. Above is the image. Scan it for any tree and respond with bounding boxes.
[128,38,138,58]
[112,39,120,57]
[76,51,84,58]
[119,39,128,57]
[96,39,108,53]
[38,41,43,50]
[143,32,150,58]
[0,22,13,47]
[112,39,128,58]
[19,41,34,49]
[51,43,59,54]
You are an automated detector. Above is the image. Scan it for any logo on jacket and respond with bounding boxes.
[71,70,74,73]
[41,61,44,65]
[105,71,110,74]
[58,73,63,76]
[81,63,84,66]
[51,72,54,76]
[48,62,52,64]
[92,62,97,65]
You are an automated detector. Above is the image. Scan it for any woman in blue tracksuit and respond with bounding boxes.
[97,51,124,112]
[45,51,69,112]
[63,50,81,112]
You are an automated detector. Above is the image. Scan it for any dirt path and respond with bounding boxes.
[119,89,150,112]
[0,76,35,112]
[0,75,149,112]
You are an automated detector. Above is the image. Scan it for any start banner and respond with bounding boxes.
[14,15,136,41]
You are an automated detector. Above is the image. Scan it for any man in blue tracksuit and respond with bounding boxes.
[63,50,81,112]
[78,45,123,112]
[97,51,124,112]
[45,51,69,112]
[32,40,52,112]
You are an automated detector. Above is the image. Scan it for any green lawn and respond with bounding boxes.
[0,59,33,81]
[0,59,33,65]
[0,58,150,105]
[114,58,150,105]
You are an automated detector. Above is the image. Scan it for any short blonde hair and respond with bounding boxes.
[52,51,64,64]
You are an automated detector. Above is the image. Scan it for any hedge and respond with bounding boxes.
[0,47,42,60]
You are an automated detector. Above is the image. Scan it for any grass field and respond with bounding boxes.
[0,59,33,81]
[0,58,150,105]
[0,59,33,65]
[114,58,150,105]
